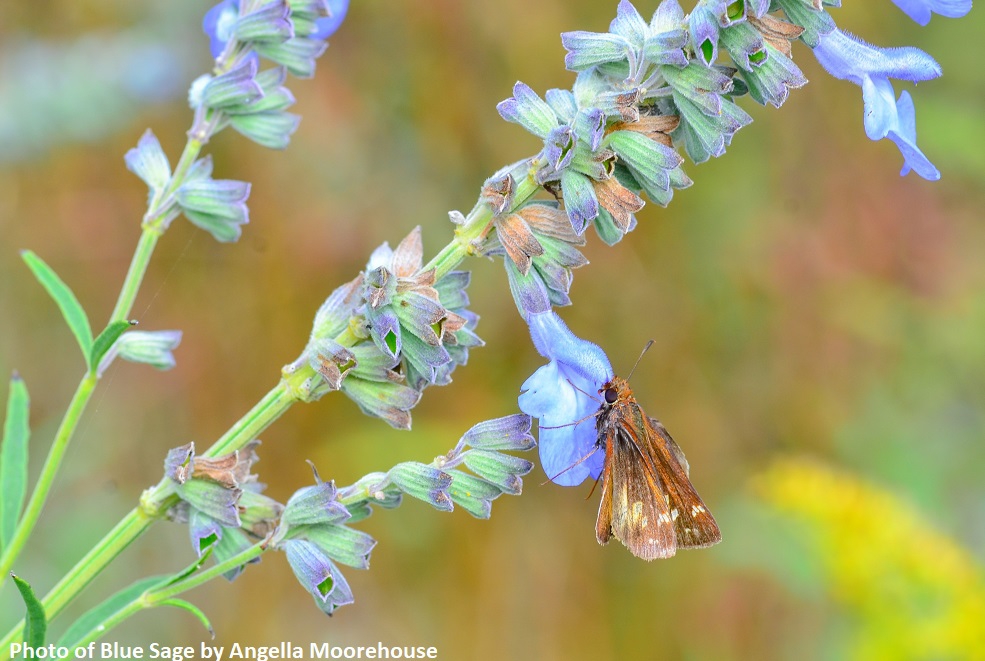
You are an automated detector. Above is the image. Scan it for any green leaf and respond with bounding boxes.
[21,251,93,361]
[58,547,217,648]
[158,599,214,637]
[11,573,46,647]
[88,321,134,373]
[164,545,213,587]
[1,374,30,550]
[57,575,167,648]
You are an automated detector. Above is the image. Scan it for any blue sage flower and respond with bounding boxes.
[812,29,943,180]
[96,329,182,377]
[175,156,252,242]
[218,67,300,149]
[282,539,356,614]
[485,202,588,316]
[282,273,423,429]
[204,0,349,62]
[517,311,613,487]
[688,3,722,67]
[362,227,475,391]
[774,0,835,47]
[891,0,972,26]
[720,18,807,108]
[165,441,283,579]
[273,469,372,615]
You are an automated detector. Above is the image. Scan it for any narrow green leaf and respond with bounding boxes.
[21,251,93,361]
[88,320,134,373]
[159,599,214,637]
[164,544,213,587]
[11,573,46,647]
[1,374,30,549]
[57,575,167,648]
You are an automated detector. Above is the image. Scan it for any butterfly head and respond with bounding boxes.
[598,376,635,411]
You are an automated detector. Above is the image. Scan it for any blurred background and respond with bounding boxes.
[1,2,984,659]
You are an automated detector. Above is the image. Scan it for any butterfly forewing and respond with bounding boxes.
[641,417,721,549]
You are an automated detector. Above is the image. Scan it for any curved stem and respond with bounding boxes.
[110,135,205,323]
[0,136,209,579]
[68,540,267,650]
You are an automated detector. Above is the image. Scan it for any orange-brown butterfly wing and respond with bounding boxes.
[640,416,721,549]
[603,423,678,560]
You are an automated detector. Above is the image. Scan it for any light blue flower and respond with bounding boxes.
[891,0,972,26]
[311,0,350,40]
[812,29,942,180]
[203,0,238,59]
[203,0,349,60]
[518,311,613,487]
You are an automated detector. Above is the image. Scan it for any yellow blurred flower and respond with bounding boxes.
[754,458,985,660]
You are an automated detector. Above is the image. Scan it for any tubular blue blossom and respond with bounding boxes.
[891,0,972,26]
[517,311,613,487]
[812,29,942,181]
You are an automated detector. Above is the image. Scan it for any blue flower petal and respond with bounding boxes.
[203,1,239,59]
[519,311,613,486]
[891,0,972,26]
[887,91,941,180]
[860,75,899,141]
[527,311,612,385]
[812,29,942,87]
[312,0,350,40]
[813,29,942,181]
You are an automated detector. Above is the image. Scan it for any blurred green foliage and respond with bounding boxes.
[1,2,983,660]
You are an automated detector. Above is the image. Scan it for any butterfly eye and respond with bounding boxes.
[604,388,618,404]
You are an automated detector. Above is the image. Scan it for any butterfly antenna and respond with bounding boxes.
[625,339,654,382]
[540,443,602,486]
[567,377,603,403]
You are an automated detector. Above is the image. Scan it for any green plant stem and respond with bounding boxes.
[0,134,208,583]
[154,541,267,603]
[0,372,96,577]
[108,229,162,323]
[0,157,543,653]
[0,509,147,658]
[204,381,296,457]
[70,540,267,649]
[110,137,204,323]
[424,167,540,281]
[0,381,295,657]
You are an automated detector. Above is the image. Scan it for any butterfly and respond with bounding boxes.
[593,375,721,560]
